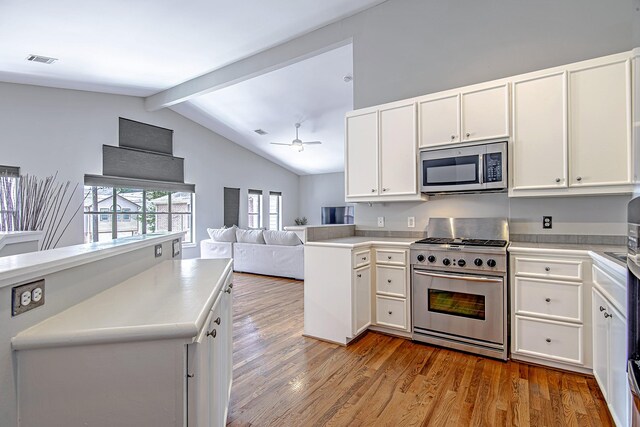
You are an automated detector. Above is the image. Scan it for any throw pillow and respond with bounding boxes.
[207,226,237,242]
[263,230,302,246]
[236,228,265,244]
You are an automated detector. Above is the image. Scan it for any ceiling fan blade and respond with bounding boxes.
[301,141,322,145]
[270,142,291,146]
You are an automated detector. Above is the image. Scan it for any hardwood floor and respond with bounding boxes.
[227,273,613,427]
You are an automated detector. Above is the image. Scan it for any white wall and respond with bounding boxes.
[0,82,300,257]
[298,172,346,224]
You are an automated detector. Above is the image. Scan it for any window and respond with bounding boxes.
[84,186,194,244]
[268,191,282,230]
[248,189,262,229]
[0,170,19,232]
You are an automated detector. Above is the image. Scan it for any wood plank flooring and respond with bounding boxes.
[227,273,613,427]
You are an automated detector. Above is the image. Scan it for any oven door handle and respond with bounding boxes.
[478,153,484,185]
[414,270,502,283]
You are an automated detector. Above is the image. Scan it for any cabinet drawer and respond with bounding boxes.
[592,265,626,315]
[515,277,582,322]
[515,316,582,365]
[376,266,406,297]
[353,250,371,268]
[375,249,407,266]
[514,257,583,281]
[376,296,407,330]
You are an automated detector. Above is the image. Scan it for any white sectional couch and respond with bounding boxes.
[200,227,304,280]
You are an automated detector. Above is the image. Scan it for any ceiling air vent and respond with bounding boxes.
[254,129,268,135]
[26,54,58,64]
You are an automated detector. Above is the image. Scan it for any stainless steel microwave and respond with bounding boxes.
[419,141,507,194]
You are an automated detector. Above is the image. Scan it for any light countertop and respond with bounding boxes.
[305,236,416,248]
[508,241,626,256]
[12,258,233,351]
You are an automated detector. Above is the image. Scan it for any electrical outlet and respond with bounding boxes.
[12,279,45,316]
[408,217,415,228]
[172,239,181,258]
[155,244,163,257]
[543,216,552,229]
[377,217,385,228]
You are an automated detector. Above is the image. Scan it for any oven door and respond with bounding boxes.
[412,269,504,344]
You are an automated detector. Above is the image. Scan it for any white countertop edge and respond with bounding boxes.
[0,232,185,288]
[0,231,43,251]
[507,244,624,257]
[12,259,233,351]
[305,239,414,249]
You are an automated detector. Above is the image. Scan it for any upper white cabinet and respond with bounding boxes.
[345,111,378,197]
[461,83,510,143]
[345,101,423,202]
[568,59,631,187]
[418,94,460,147]
[511,72,567,190]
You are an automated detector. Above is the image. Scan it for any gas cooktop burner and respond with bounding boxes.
[414,237,508,247]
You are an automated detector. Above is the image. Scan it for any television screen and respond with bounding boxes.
[321,206,354,225]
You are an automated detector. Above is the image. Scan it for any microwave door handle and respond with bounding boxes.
[478,153,484,184]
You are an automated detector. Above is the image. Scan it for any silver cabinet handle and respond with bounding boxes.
[214,317,221,325]
[186,373,194,378]
[387,256,392,260]
[466,132,471,138]
[357,274,362,278]
[576,176,582,182]
[207,329,217,338]
[387,279,392,283]
[545,338,551,343]
[604,312,613,319]
[555,178,561,183]
[545,267,551,272]
[362,257,367,261]
[225,288,232,294]
[599,306,606,312]
[451,135,456,140]
[545,298,551,303]
[382,188,389,192]
[388,311,393,315]
[371,189,376,192]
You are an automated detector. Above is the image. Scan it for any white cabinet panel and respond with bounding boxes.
[592,288,610,400]
[375,266,406,297]
[461,84,509,142]
[609,303,629,427]
[376,296,407,330]
[569,59,631,187]
[375,249,407,266]
[346,111,378,197]
[515,277,581,322]
[512,72,567,190]
[353,266,372,336]
[379,103,417,196]
[515,316,582,364]
[353,249,371,268]
[514,257,583,281]
[418,94,460,148]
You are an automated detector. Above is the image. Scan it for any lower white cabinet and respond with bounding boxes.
[592,278,629,427]
[353,265,372,336]
[375,296,407,330]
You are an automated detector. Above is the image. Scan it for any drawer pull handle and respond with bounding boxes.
[604,312,613,319]
[387,256,392,260]
[362,257,367,261]
[545,338,551,343]
[466,132,471,138]
[545,298,551,303]
[555,178,561,183]
[372,189,376,192]
[599,306,606,312]
[207,329,217,338]
[387,279,392,283]
[214,317,221,325]
[388,311,393,315]
[357,274,362,278]
[544,267,551,272]
[451,135,456,140]
[186,373,194,378]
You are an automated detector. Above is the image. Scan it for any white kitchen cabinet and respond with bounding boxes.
[12,259,234,427]
[461,83,509,143]
[511,72,567,190]
[418,94,460,148]
[345,110,378,197]
[353,265,372,336]
[569,59,631,187]
[379,103,418,196]
[592,288,610,400]
[371,247,410,334]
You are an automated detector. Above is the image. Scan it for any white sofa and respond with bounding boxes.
[200,228,304,280]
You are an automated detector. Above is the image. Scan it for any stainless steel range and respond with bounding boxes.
[411,218,509,360]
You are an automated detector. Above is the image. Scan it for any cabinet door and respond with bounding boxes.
[352,266,371,336]
[461,83,509,142]
[418,94,460,148]
[609,304,630,426]
[379,102,417,196]
[592,289,610,400]
[512,72,567,190]
[346,111,379,197]
[187,312,215,427]
[209,294,227,427]
[568,59,631,187]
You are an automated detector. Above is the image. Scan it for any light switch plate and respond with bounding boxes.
[377,217,385,228]
[12,279,45,316]
[408,217,415,228]
[172,239,181,258]
[543,216,552,229]
[155,244,163,257]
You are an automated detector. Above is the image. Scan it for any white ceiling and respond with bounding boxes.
[0,0,375,174]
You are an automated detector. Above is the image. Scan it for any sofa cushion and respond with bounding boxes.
[263,229,302,246]
[236,228,265,244]
[207,226,236,242]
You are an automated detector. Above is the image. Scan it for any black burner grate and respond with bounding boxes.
[414,237,507,247]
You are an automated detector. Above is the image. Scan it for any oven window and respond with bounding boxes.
[428,289,486,320]
[423,155,479,186]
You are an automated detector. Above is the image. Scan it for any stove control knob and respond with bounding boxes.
[417,254,425,262]
[442,258,451,266]
[457,259,466,267]
[474,258,483,267]
[427,255,436,263]
[487,259,497,268]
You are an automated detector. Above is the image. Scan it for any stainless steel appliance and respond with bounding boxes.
[411,218,509,360]
[627,196,640,426]
[419,141,507,194]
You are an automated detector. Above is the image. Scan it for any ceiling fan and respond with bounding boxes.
[270,123,322,152]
